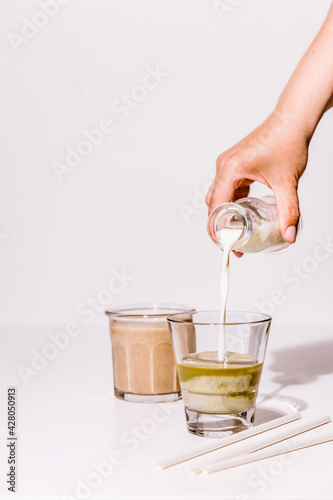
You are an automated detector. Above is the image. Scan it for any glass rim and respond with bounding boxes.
[105,302,194,319]
[167,310,272,326]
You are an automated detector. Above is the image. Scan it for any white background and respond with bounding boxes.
[1,0,333,328]
[1,1,333,499]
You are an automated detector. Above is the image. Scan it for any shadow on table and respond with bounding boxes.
[268,338,333,385]
[254,338,333,425]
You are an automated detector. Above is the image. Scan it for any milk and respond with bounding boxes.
[216,220,283,361]
[218,227,243,361]
[233,220,285,253]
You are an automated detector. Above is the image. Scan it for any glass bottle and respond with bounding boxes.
[207,195,301,253]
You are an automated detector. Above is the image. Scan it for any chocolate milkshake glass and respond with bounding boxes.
[105,304,193,403]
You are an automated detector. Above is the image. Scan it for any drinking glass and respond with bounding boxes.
[167,311,271,437]
[105,303,193,403]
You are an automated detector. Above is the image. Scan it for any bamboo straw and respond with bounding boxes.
[191,414,331,474]
[158,411,301,469]
[201,429,333,474]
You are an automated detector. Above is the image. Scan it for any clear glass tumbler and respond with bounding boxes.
[167,311,271,437]
[105,303,193,403]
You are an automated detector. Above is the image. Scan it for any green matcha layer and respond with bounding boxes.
[178,351,263,414]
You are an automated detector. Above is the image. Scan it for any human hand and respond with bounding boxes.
[206,110,308,244]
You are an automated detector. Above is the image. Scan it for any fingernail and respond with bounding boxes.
[285,225,296,243]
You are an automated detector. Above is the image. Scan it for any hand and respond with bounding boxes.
[206,110,309,244]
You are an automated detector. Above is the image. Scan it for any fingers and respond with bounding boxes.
[206,178,253,215]
[233,250,244,258]
[205,182,214,208]
[206,154,239,214]
[206,150,258,213]
[208,179,235,215]
[273,180,300,243]
[207,164,238,214]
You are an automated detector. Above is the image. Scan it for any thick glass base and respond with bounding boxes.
[114,388,182,403]
[185,406,255,437]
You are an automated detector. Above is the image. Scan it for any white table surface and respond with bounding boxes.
[1,322,333,499]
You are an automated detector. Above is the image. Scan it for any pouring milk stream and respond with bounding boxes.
[218,228,243,362]
[210,196,300,363]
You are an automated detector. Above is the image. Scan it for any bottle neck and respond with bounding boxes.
[208,202,252,250]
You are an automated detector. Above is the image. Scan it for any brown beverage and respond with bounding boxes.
[106,304,194,403]
[110,321,179,396]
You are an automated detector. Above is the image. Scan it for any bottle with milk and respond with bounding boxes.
[208,195,301,254]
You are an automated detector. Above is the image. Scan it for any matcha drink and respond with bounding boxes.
[178,351,263,414]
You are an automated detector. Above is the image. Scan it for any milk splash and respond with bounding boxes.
[218,228,243,362]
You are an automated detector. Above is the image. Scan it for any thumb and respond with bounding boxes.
[207,176,236,243]
[208,178,235,215]
[273,182,300,243]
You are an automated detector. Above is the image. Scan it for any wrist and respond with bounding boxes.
[272,104,317,145]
